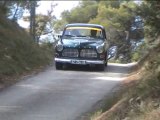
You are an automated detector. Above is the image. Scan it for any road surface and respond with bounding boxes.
[0,63,134,120]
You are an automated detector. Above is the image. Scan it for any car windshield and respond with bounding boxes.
[63,26,104,39]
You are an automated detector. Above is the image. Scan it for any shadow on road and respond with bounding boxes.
[62,64,103,72]
[0,62,136,120]
[58,63,134,74]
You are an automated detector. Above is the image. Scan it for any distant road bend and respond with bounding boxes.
[0,63,135,120]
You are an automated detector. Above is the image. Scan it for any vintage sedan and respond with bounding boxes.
[54,23,109,71]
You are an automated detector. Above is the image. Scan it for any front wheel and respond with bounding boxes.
[105,60,108,66]
[105,52,108,66]
[55,62,63,70]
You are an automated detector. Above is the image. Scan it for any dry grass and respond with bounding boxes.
[91,36,160,120]
[92,54,160,120]
[92,68,142,120]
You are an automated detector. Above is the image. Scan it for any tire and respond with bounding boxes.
[105,60,108,66]
[105,52,108,66]
[55,62,63,70]
[97,64,105,71]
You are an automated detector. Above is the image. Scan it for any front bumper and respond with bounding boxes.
[55,58,104,65]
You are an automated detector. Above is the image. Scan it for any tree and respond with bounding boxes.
[53,19,68,33]
[33,3,57,43]
[22,1,57,43]
[64,1,98,23]
[0,1,32,21]
[29,1,37,41]
[0,1,15,15]
[89,1,141,62]
[138,0,160,41]
[0,0,41,42]
[52,1,98,32]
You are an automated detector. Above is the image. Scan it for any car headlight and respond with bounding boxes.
[56,44,63,52]
[96,45,104,53]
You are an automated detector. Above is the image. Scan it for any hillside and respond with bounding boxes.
[0,15,53,87]
[92,36,160,120]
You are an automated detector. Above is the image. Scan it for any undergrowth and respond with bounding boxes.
[93,37,160,120]
[0,15,53,86]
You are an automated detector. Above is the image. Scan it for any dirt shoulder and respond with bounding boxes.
[94,70,141,120]
[0,63,54,91]
[76,63,138,120]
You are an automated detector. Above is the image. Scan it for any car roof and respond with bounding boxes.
[65,23,105,29]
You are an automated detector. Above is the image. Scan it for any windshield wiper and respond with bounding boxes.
[76,35,92,38]
[63,34,76,38]
[76,35,86,37]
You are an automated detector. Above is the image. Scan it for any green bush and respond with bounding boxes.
[0,16,53,78]
[131,42,147,62]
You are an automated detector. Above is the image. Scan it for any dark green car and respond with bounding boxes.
[54,23,109,71]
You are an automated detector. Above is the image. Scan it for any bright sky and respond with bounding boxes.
[18,1,80,28]
[37,1,80,19]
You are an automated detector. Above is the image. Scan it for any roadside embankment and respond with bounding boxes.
[0,15,53,89]
[92,37,160,120]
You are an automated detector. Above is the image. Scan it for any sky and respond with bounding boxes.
[37,1,80,19]
[18,1,80,28]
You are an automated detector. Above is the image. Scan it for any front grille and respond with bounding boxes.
[80,49,97,58]
[62,48,78,57]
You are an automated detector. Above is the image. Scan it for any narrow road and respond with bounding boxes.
[0,63,134,120]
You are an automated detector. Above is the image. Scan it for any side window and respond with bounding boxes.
[90,29,103,38]
[97,30,103,38]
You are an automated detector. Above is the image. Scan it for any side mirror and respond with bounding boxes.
[107,46,117,60]
[58,35,62,39]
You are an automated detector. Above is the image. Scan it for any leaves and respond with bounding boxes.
[138,1,160,39]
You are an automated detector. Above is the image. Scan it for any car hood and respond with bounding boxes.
[61,38,104,49]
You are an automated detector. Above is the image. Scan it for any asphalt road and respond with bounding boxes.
[0,63,134,120]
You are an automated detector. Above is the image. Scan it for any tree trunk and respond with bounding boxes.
[125,30,132,62]
[30,1,36,42]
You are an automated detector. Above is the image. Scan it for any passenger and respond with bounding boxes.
[90,30,97,38]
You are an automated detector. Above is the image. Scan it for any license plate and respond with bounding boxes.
[71,60,86,65]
